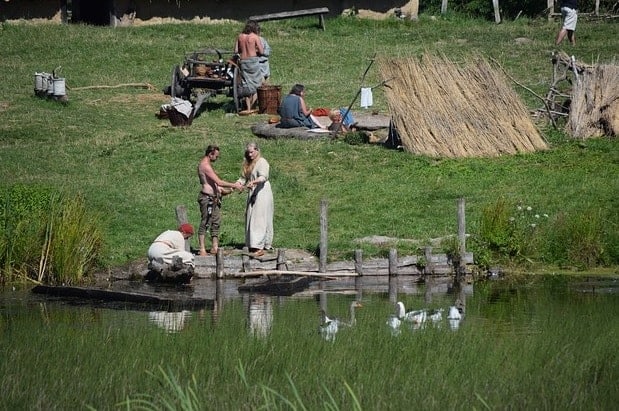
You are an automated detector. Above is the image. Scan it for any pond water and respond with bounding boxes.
[2,274,618,337]
[2,274,618,409]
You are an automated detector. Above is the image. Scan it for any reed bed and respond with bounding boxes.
[379,54,549,158]
[1,283,617,410]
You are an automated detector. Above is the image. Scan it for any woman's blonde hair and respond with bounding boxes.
[329,109,341,121]
[242,142,261,178]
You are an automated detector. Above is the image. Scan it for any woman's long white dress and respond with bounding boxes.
[241,157,274,250]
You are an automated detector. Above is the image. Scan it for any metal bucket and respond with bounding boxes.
[34,72,44,91]
[257,85,281,115]
[53,77,66,96]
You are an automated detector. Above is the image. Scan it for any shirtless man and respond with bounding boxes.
[197,145,242,256]
[235,20,264,112]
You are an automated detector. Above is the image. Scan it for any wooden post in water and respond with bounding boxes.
[388,275,398,303]
[354,249,363,300]
[424,246,434,275]
[213,278,224,324]
[388,248,398,276]
[216,249,224,279]
[242,246,251,272]
[276,249,286,271]
[354,249,363,276]
[319,290,327,313]
[424,274,433,304]
[458,198,466,256]
[319,199,328,273]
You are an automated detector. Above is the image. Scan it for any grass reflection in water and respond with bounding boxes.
[1,276,617,410]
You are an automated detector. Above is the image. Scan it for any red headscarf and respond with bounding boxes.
[179,223,194,235]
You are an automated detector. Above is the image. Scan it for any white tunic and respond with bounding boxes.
[147,230,195,267]
[239,157,274,249]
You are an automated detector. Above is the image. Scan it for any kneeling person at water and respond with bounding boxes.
[148,224,195,270]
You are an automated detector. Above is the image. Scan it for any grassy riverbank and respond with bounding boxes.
[0,16,617,278]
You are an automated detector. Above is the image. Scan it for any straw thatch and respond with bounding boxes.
[379,54,548,158]
[567,60,619,139]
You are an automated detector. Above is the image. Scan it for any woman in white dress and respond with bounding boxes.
[237,142,273,257]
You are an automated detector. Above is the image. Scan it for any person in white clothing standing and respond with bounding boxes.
[555,0,578,46]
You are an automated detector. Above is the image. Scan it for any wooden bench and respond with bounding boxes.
[249,7,330,30]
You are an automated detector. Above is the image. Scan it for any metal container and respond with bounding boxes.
[53,77,66,96]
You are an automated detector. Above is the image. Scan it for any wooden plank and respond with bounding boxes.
[249,7,329,30]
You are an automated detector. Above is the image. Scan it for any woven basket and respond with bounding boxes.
[166,108,193,127]
[194,64,208,77]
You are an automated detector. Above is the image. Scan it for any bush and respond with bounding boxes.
[0,185,103,285]
[542,210,606,269]
[473,198,613,270]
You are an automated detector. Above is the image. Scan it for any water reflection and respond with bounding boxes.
[384,278,468,335]
[246,295,273,338]
[5,274,616,341]
[319,300,363,342]
[386,302,462,334]
[148,310,192,333]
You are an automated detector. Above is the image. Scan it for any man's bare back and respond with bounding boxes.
[236,32,263,59]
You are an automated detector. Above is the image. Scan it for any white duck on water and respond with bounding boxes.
[319,300,363,342]
[447,304,463,330]
[394,302,445,329]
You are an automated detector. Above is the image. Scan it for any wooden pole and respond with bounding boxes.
[424,274,433,304]
[424,246,434,275]
[354,249,363,276]
[441,0,448,14]
[213,278,224,324]
[215,248,224,279]
[175,205,191,252]
[276,249,286,271]
[457,198,466,256]
[319,199,328,273]
[242,246,251,273]
[388,248,398,276]
[388,275,398,303]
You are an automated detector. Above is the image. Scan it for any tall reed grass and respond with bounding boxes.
[1,285,616,410]
[0,185,103,285]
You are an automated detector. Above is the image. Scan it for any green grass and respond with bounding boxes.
[0,16,617,271]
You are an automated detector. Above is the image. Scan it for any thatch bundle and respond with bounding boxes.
[567,61,619,139]
[379,54,548,158]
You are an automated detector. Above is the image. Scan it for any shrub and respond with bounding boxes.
[542,210,606,269]
[473,198,550,265]
[0,185,103,285]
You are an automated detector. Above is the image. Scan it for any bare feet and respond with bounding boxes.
[198,250,208,256]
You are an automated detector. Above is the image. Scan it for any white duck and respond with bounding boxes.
[386,302,404,336]
[447,305,462,320]
[447,305,463,330]
[319,300,363,342]
[395,301,428,325]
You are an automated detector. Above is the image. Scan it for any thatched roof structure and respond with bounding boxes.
[566,58,619,139]
[379,54,548,158]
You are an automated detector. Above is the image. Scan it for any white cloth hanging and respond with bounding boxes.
[360,87,373,108]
